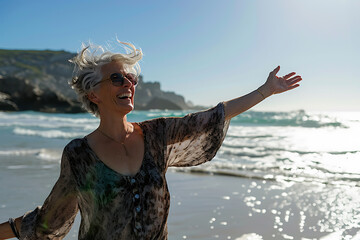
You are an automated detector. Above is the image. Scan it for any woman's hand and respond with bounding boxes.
[261,66,302,97]
[224,65,302,120]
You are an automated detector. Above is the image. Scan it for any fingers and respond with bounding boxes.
[283,72,296,80]
[269,66,280,77]
[287,84,300,90]
[268,67,303,93]
[272,66,280,76]
[287,76,302,86]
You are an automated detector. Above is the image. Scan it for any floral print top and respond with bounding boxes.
[19,103,230,240]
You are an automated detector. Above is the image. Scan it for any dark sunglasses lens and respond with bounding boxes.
[110,73,124,86]
[109,73,138,86]
[126,73,138,86]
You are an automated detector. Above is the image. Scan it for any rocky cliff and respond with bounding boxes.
[0,49,197,113]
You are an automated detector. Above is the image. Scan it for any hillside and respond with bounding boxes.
[0,49,197,112]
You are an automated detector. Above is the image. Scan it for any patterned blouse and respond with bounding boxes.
[19,103,230,240]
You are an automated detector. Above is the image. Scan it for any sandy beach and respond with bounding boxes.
[2,163,360,240]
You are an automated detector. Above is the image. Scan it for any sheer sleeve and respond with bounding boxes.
[19,146,79,240]
[164,102,230,168]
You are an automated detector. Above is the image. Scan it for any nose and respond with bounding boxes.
[122,77,134,88]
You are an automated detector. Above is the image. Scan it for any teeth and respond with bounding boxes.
[117,93,132,99]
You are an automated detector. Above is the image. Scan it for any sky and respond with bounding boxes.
[1,0,359,111]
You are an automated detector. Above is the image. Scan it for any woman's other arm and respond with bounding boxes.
[0,147,78,240]
[224,66,302,120]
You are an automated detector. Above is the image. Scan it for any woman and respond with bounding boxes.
[0,41,302,240]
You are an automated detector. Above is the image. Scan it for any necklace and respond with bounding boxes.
[97,128,131,156]
[97,128,127,145]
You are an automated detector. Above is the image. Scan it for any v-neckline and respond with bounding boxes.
[83,122,147,179]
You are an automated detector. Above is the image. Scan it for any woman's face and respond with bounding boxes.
[91,61,137,116]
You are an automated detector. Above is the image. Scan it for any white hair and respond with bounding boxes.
[69,40,143,117]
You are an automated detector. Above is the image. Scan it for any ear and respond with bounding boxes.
[87,92,101,104]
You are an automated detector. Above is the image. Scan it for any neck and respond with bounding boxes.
[97,113,134,143]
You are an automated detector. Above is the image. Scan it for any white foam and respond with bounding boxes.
[36,149,62,161]
[0,148,61,161]
[13,127,84,139]
[0,112,99,130]
[0,149,39,156]
[7,165,29,169]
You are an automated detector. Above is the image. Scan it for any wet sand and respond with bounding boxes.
[165,171,360,240]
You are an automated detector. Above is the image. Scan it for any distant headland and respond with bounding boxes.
[0,49,205,113]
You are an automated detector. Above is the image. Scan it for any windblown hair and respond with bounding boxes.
[69,40,143,117]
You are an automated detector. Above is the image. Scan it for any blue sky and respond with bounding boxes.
[1,0,359,111]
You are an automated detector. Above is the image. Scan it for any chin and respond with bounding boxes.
[120,104,134,115]
[128,104,134,113]
[115,97,135,114]
[126,101,136,112]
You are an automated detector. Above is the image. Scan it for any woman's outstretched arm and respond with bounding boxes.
[224,66,302,120]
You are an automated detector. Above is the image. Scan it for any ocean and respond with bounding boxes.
[0,108,360,239]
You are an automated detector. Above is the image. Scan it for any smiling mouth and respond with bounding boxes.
[117,92,132,100]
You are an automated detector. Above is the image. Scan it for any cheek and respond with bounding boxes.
[97,85,114,104]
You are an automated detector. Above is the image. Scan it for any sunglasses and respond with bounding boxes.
[94,73,138,87]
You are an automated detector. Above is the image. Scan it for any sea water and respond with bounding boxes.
[0,109,359,239]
